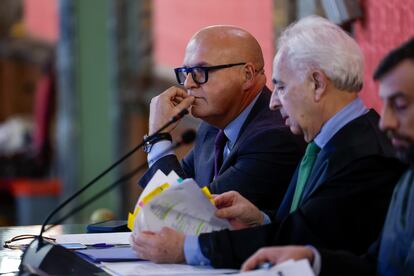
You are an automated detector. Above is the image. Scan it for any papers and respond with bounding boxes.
[101,261,237,275]
[54,232,131,245]
[134,177,231,235]
[231,259,315,276]
[128,169,231,235]
[76,247,141,263]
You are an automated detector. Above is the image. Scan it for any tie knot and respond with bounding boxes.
[214,130,227,148]
[306,141,320,156]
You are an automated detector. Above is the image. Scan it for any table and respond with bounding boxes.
[0,224,85,275]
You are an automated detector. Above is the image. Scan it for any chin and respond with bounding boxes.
[395,144,414,167]
[289,126,303,136]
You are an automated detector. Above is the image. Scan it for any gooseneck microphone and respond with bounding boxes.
[19,110,192,275]
[39,108,188,238]
[45,129,196,232]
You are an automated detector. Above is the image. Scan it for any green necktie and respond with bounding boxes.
[290,141,321,213]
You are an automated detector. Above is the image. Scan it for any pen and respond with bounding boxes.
[90,243,114,248]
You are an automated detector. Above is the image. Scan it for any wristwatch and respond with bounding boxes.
[143,132,172,153]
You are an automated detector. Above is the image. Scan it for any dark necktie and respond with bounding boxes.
[214,130,228,177]
[290,141,321,213]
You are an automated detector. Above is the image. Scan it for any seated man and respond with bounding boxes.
[242,38,414,276]
[139,25,305,210]
[130,16,406,268]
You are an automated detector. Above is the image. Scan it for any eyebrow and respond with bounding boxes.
[182,62,210,68]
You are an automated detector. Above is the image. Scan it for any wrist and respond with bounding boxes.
[143,132,172,153]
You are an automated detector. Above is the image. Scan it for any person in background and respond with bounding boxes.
[242,37,414,276]
[130,16,406,268]
[139,25,305,211]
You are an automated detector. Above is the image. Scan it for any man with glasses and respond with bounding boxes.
[131,16,405,269]
[139,25,305,211]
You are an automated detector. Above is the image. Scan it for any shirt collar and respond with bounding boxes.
[314,97,368,149]
[223,91,261,150]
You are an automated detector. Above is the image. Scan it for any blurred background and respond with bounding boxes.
[0,0,413,226]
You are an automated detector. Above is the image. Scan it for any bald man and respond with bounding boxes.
[139,25,305,210]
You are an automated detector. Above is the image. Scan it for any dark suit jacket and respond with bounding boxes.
[198,110,406,268]
[318,242,378,276]
[139,87,306,210]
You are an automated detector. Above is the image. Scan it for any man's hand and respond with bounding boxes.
[149,87,195,134]
[241,246,314,271]
[214,191,263,230]
[130,227,186,263]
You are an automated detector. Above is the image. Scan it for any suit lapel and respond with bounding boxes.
[299,145,333,204]
[196,127,217,186]
[218,88,271,174]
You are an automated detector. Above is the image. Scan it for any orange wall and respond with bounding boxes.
[355,0,414,111]
[153,0,274,87]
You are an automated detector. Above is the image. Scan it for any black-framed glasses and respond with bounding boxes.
[3,234,55,250]
[174,62,246,85]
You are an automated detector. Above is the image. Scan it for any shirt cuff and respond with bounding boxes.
[306,245,321,276]
[147,140,174,167]
[184,236,211,266]
[262,212,271,225]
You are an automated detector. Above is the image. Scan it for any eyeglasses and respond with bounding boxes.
[3,234,55,250]
[174,62,246,85]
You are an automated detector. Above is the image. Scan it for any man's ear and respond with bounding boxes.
[311,70,327,101]
[242,63,256,90]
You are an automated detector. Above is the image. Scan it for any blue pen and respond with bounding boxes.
[91,243,114,248]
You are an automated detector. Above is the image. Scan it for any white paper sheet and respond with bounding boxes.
[134,178,231,235]
[54,232,131,245]
[101,261,237,275]
[230,259,315,276]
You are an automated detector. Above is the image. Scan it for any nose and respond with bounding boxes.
[184,72,199,90]
[269,87,282,110]
[379,105,399,132]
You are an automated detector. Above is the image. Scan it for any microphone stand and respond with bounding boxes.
[18,111,191,275]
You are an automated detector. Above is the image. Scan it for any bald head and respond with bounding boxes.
[185,25,264,70]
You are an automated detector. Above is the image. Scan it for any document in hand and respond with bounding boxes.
[128,170,232,235]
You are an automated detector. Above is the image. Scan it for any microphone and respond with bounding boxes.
[19,129,196,274]
[45,129,196,231]
[39,108,189,238]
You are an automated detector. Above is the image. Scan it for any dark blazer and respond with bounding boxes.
[198,110,406,268]
[317,242,378,276]
[139,87,306,210]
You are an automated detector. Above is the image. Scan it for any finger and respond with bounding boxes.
[241,251,272,271]
[175,95,195,111]
[214,191,236,207]
[215,205,240,219]
[135,231,156,246]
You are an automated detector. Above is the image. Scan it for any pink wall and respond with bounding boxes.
[355,0,414,111]
[24,0,58,43]
[153,0,274,87]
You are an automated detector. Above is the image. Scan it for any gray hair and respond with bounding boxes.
[275,16,364,92]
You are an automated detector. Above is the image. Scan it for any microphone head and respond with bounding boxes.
[181,129,196,144]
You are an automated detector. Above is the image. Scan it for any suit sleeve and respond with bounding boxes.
[138,150,195,188]
[318,240,379,276]
[198,156,404,268]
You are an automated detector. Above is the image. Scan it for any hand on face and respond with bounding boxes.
[241,246,314,271]
[149,87,195,135]
[130,227,186,263]
[214,191,263,230]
